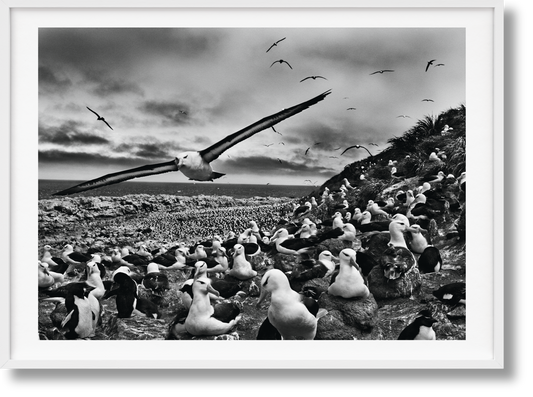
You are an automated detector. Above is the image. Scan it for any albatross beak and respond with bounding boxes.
[207,283,220,297]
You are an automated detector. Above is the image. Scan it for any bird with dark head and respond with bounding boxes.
[398,309,438,340]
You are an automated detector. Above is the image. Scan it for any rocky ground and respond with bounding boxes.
[38,185,465,341]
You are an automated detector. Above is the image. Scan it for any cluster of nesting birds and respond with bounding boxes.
[38,167,465,341]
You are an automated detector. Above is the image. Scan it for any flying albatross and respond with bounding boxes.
[54,90,331,196]
[87,107,113,130]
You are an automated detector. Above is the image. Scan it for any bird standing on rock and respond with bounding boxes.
[227,244,257,280]
[257,269,327,340]
[328,249,369,299]
[398,309,438,340]
[184,278,241,336]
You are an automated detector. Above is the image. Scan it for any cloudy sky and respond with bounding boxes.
[38,27,465,186]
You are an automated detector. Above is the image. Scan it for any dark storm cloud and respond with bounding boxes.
[39,150,141,168]
[39,28,223,70]
[83,69,144,97]
[38,149,169,171]
[39,121,110,146]
[139,100,191,125]
[296,28,459,71]
[39,65,72,93]
[218,155,337,176]
[113,140,186,159]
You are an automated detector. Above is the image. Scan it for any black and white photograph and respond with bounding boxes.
[37,26,467,342]
[5,2,516,380]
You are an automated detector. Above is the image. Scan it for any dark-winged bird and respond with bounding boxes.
[425,59,436,72]
[55,90,330,195]
[300,76,327,82]
[266,37,286,52]
[87,107,113,130]
[270,59,293,69]
[370,70,394,75]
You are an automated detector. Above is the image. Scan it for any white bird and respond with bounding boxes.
[332,212,345,229]
[227,244,257,280]
[38,261,63,289]
[54,91,331,195]
[328,248,369,299]
[342,178,354,190]
[348,208,361,223]
[184,278,241,336]
[337,223,357,242]
[257,269,326,340]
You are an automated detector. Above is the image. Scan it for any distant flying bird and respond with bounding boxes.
[329,156,338,158]
[270,59,293,69]
[305,147,311,155]
[347,107,357,111]
[272,126,282,135]
[341,144,373,157]
[54,90,331,196]
[435,63,445,67]
[279,142,285,145]
[266,37,286,53]
[334,147,342,150]
[369,143,378,146]
[300,76,327,82]
[277,158,283,163]
[86,107,113,130]
[263,143,274,147]
[425,59,437,72]
[397,115,411,118]
[370,70,394,75]
[314,142,321,146]
[422,99,434,102]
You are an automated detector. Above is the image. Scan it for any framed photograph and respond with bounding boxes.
[1,0,503,369]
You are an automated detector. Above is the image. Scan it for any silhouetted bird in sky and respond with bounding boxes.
[300,76,327,82]
[270,59,292,69]
[370,70,394,75]
[425,59,437,71]
[86,107,113,130]
[266,37,286,53]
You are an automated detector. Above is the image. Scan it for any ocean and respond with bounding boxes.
[38,179,317,200]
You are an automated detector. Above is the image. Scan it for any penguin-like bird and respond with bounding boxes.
[54,91,331,195]
[432,282,466,306]
[398,309,438,340]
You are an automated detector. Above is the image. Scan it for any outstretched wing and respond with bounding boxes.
[340,145,358,156]
[53,160,180,196]
[86,107,99,117]
[199,90,331,163]
[103,120,113,130]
